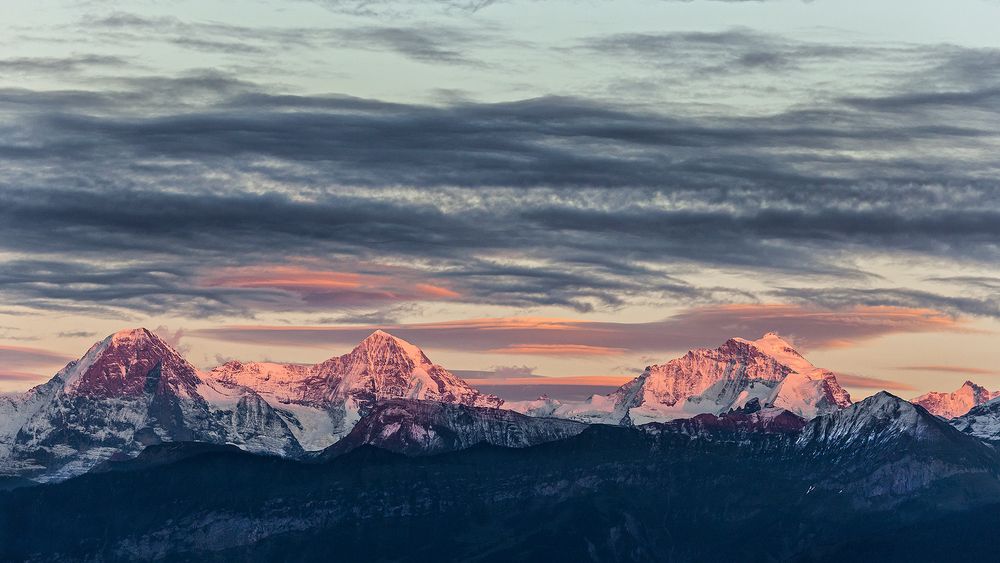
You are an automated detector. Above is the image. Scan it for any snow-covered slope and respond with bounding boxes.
[949,392,1000,442]
[797,392,930,454]
[784,392,1000,499]
[912,381,999,419]
[0,329,301,481]
[207,330,503,449]
[503,395,564,418]
[0,329,507,480]
[794,391,1000,498]
[548,333,851,425]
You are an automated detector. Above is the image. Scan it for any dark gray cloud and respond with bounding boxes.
[0,30,997,318]
[582,28,869,76]
[773,287,1000,319]
[0,258,300,317]
[334,26,487,65]
[0,54,128,74]
[925,276,1000,291]
[77,11,494,65]
[307,0,502,16]
[309,0,774,18]
[57,331,99,338]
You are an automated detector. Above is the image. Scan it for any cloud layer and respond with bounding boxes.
[0,6,997,332]
[1,73,997,317]
[190,304,963,356]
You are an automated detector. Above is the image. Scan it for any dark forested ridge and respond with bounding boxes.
[3,408,1000,562]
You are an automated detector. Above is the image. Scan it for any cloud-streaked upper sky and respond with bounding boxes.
[1,0,998,399]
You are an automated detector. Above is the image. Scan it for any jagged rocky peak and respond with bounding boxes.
[312,330,503,407]
[62,327,201,398]
[912,380,1000,419]
[337,329,433,369]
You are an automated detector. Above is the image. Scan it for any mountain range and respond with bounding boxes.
[4,327,999,483]
[0,327,862,481]
[3,390,1000,561]
[3,327,1000,560]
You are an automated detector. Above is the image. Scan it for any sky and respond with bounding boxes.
[0,0,998,400]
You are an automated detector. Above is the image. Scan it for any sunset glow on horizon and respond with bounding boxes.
[0,0,997,403]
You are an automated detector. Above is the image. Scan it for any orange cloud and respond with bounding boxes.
[895,365,999,376]
[0,344,72,366]
[414,283,461,299]
[201,265,460,305]
[207,267,366,290]
[486,344,627,356]
[192,303,966,358]
[834,372,918,391]
[393,317,590,331]
[0,370,50,382]
[0,345,72,384]
[465,375,633,386]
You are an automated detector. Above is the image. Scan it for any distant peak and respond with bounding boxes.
[865,390,904,406]
[731,332,795,349]
[354,330,427,361]
[361,329,401,344]
[962,380,980,389]
[112,327,152,337]
[109,327,158,345]
[755,331,794,346]
[101,328,183,357]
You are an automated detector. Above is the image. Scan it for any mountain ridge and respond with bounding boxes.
[546,332,852,425]
[0,328,508,480]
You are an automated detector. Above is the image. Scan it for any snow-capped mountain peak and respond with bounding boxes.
[912,381,1000,419]
[344,330,433,370]
[316,330,501,407]
[547,332,851,425]
[61,327,200,398]
[0,329,304,481]
[735,332,817,376]
[110,327,157,345]
[207,330,503,451]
